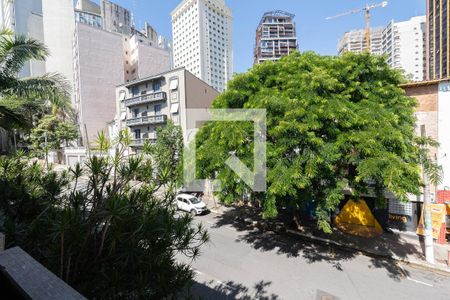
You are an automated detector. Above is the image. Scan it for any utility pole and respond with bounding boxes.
[421,125,434,264]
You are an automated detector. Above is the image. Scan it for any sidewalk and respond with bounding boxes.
[203,201,450,274]
[286,226,450,274]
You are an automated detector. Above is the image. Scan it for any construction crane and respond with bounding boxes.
[326,1,388,51]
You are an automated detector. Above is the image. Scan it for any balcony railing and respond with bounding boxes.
[130,138,157,147]
[126,115,167,127]
[123,92,166,107]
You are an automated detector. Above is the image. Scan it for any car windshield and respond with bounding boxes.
[189,197,201,204]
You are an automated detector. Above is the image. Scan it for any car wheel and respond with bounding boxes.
[190,209,197,216]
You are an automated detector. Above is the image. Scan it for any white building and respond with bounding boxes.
[338,28,384,55]
[171,0,233,92]
[383,16,426,82]
[42,0,76,101]
[113,68,219,151]
[0,0,46,77]
[338,16,426,82]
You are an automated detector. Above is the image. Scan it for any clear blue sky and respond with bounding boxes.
[103,0,425,73]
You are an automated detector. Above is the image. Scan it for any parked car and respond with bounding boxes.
[175,193,208,215]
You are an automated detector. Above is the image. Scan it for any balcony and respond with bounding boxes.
[123,92,166,107]
[130,138,157,147]
[126,115,167,127]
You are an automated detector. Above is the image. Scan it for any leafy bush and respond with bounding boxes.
[0,129,208,299]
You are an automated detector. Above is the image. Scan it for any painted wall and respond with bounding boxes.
[438,81,450,189]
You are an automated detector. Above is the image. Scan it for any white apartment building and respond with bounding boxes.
[113,68,218,150]
[383,16,426,82]
[338,28,384,55]
[171,0,233,92]
[0,0,46,77]
[338,16,426,82]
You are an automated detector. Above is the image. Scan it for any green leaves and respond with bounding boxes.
[0,33,71,131]
[196,51,438,231]
[30,115,78,154]
[0,141,208,298]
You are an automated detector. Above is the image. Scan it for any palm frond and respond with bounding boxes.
[2,72,71,108]
[0,104,28,129]
[0,33,49,76]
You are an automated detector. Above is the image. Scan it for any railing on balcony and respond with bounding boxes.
[126,115,167,127]
[123,92,167,107]
[130,138,157,147]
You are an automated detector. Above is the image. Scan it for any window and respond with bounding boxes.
[153,80,161,92]
[154,104,162,115]
[131,86,139,96]
[134,129,141,139]
[171,103,179,114]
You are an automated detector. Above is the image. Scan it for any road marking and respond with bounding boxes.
[396,263,434,287]
[406,277,433,287]
[206,221,215,225]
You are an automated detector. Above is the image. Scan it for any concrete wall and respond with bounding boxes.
[42,0,75,99]
[438,82,450,189]
[76,23,124,144]
[137,44,171,79]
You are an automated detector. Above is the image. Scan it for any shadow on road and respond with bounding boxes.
[212,206,414,280]
[189,279,279,300]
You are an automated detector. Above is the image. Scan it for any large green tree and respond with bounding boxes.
[196,51,440,232]
[0,29,71,129]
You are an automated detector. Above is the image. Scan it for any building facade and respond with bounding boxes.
[101,0,132,35]
[427,0,449,80]
[253,11,298,65]
[75,0,102,29]
[42,0,76,101]
[383,16,426,81]
[338,16,426,82]
[338,28,384,55]
[171,0,233,92]
[114,68,219,150]
[0,0,46,78]
[73,22,171,145]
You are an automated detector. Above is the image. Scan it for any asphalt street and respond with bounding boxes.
[179,210,450,300]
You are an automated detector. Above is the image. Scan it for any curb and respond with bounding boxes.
[209,206,224,215]
[286,229,450,275]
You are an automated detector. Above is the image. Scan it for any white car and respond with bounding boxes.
[175,193,208,215]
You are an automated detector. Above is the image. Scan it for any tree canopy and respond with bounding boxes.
[196,51,440,232]
[30,115,78,153]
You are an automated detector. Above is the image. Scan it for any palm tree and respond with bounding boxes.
[0,29,71,130]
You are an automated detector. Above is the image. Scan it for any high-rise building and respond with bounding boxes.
[42,0,76,102]
[73,2,171,144]
[171,0,233,92]
[427,0,449,80]
[75,0,102,29]
[101,0,132,35]
[253,11,298,65]
[338,28,384,55]
[383,16,426,82]
[338,17,426,82]
[0,0,46,77]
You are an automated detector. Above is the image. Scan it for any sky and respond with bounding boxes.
[101,0,426,74]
